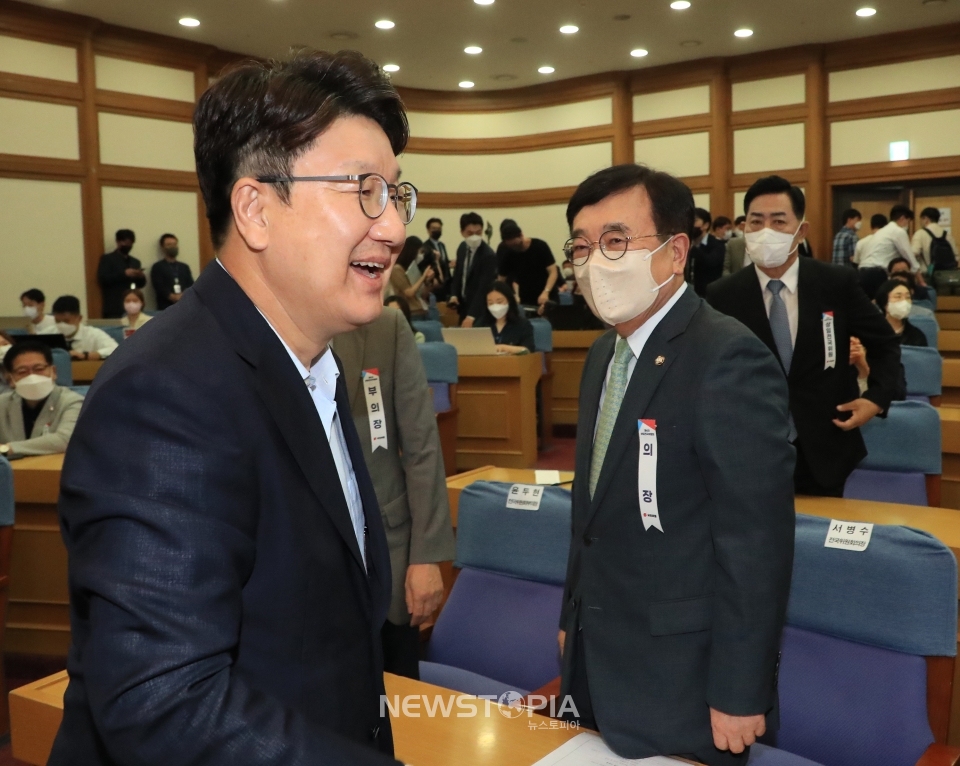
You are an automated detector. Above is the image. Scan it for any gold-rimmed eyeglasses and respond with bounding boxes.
[256,173,418,225]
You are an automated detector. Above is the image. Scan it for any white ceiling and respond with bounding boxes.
[22,0,960,91]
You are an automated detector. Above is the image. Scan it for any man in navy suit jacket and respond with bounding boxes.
[51,50,413,766]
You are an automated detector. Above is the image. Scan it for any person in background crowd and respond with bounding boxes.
[389,237,434,318]
[712,216,733,242]
[0,332,14,394]
[97,229,146,318]
[120,288,152,334]
[912,207,957,272]
[723,220,750,275]
[331,306,454,679]
[423,217,452,299]
[474,281,535,354]
[497,219,559,312]
[21,289,56,334]
[853,213,887,268]
[732,215,746,238]
[558,260,577,293]
[384,295,425,343]
[0,340,83,458]
[858,205,923,299]
[46,295,118,359]
[874,280,928,347]
[449,212,497,327]
[686,208,726,296]
[832,208,861,268]
[151,233,195,310]
[888,257,931,302]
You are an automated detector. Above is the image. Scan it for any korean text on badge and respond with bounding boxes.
[506,484,543,511]
[824,519,873,551]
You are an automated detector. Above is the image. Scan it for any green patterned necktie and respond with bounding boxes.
[590,338,634,499]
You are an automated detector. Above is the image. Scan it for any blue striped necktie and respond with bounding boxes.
[767,279,797,441]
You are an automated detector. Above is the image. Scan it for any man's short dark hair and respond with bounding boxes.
[194,50,409,249]
[20,288,45,303]
[3,340,53,372]
[712,216,732,230]
[426,217,443,229]
[159,233,178,246]
[500,219,522,241]
[871,214,888,229]
[743,175,805,219]
[115,229,135,243]
[920,207,941,223]
[52,295,81,315]
[842,208,862,224]
[460,212,483,231]
[694,208,711,227]
[565,164,694,239]
[890,205,914,222]
[734,215,746,225]
[888,257,911,273]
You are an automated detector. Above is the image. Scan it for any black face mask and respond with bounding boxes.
[429,230,442,240]
[118,244,132,255]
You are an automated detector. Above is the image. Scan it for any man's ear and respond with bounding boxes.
[231,177,271,253]
[797,220,810,243]
[670,234,690,275]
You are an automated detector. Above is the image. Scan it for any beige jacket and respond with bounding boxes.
[0,385,83,456]
[723,235,749,276]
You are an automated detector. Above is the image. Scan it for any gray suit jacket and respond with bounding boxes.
[0,385,83,456]
[332,308,455,625]
[722,235,748,276]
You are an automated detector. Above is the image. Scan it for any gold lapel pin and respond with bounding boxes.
[655,356,665,366]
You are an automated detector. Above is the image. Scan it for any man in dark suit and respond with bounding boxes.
[558,164,795,765]
[708,175,901,497]
[424,217,452,300]
[50,50,412,766]
[685,208,727,297]
[332,307,455,679]
[448,211,498,326]
[97,228,146,318]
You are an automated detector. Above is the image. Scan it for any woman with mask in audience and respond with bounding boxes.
[120,288,152,336]
[388,236,434,318]
[874,279,928,346]
[475,282,535,355]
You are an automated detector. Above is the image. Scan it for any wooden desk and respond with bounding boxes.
[70,360,103,384]
[10,454,70,656]
[447,465,574,527]
[455,353,542,470]
[550,331,603,427]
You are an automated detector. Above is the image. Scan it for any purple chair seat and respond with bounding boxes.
[418,661,529,699]
[430,382,451,413]
[749,744,822,766]
[843,468,927,506]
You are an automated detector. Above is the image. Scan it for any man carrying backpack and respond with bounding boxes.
[913,206,957,272]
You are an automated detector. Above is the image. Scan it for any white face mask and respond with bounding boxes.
[15,373,54,402]
[723,229,733,241]
[487,303,509,320]
[124,301,142,316]
[854,220,862,231]
[465,234,483,251]
[887,299,912,320]
[744,224,803,269]
[731,229,744,239]
[22,305,38,320]
[56,321,78,338]
[574,237,676,326]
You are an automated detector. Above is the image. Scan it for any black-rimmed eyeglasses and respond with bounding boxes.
[563,231,676,266]
[256,173,418,225]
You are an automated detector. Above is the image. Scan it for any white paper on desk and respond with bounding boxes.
[535,469,562,485]
[531,732,681,766]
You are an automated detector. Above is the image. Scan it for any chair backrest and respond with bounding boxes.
[427,481,572,691]
[411,319,444,343]
[770,514,957,766]
[103,326,126,344]
[51,347,72,386]
[901,345,942,397]
[70,385,90,397]
[417,342,458,413]
[6,328,28,337]
[529,318,553,353]
[843,468,928,506]
[913,297,936,312]
[908,313,939,348]
[558,291,574,306]
[0,457,13,527]
[858,400,940,474]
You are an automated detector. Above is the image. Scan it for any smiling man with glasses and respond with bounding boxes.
[51,51,411,766]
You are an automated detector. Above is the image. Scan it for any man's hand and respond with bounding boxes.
[124,268,139,278]
[69,349,85,359]
[169,293,182,303]
[447,296,459,307]
[849,336,870,380]
[538,289,550,306]
[916,272,928,287]
[461,316,475,328]
[558,629,566,657]
[710,708,765,754]
[405,563,444,627]
[833,397,882,431]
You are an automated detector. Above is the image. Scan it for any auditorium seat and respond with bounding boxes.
[103,326,126,344]
[420,480,569,697]
[529,317,554,446]
[909,313,939,348]
[411,319,444,343]
[51,348,72,386]
[416,342,458,476]
[901,345,942,405]
[843,400,941,506]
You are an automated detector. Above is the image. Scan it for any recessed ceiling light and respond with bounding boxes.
[631,48,649,58]
[474,0,494,4]
[464,46,483,54]
[734,28,754,37]
[856,7,877,16]
[459,80,475,88]
[538,66,555,74]
[670,1,692,9]
[375,20,395,29]
[383,64,400,72]
[178,17,200,27]
[559,25,579,34]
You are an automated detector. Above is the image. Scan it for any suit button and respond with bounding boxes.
[583,534,592,546]
[370,726,380,741]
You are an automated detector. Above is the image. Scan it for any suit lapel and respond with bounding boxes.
[575,331,615,518]
[791,258,824,381]
[334,327,368,411]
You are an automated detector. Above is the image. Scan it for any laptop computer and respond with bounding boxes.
[441,327,501,356]
[30,334,69,351]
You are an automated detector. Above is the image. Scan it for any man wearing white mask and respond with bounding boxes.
[558,164,795,765]
[708,175,901,497]
[448,212,497,327]
[44,295,118,359]
[0,341,83,458]
[21,289,56,334]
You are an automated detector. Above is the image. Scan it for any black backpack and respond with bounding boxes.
[926,227,958,271]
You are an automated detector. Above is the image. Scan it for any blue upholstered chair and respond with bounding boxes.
[70,386,90,397]
[908,313,939,348]
[51,347,72,386]
[529,317,554,445]
[0,456,13,528]
[411,319,444,343]
[763,514,959,766]
[558,291,574,306]
[901,345,942,405]
[5,328,28,336]
[420,481,570,697]
[843,400,941,506]
[103,326,126,344]
[913,296,936,312]
[529,318,553,355]
[416,342,459,476]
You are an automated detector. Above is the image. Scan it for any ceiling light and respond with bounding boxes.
[631,48,649,57]
[464,46,483,54]
[538,66,555,74]
[459,80,475,88]
[890,141,910,161]
[178,17,200,27]
[734,28,754,37]
[856,7,877,16]
[375,20,395,29]
[670,1,691,9]
[383,64,400,72]
[559,25,579,34]
[474,0,494,4]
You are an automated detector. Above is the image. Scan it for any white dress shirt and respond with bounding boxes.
[595,281,688,441]
[755,257,799,348]
[859,221,921,272]
[852,234,873,265]
[28,314,56,334]
[40,323,118,357]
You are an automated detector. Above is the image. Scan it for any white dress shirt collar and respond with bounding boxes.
[754,256,799,296]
